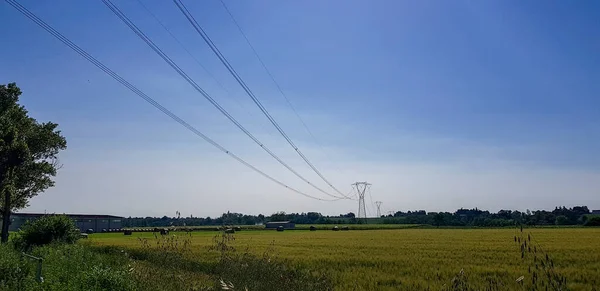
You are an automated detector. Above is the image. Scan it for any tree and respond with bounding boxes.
[433,213,444,227]
[270,211,287,222]
[555,215,570,226]
[0,83,67,243]
[584,216,600,226]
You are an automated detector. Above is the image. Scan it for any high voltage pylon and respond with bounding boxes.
[352,182,371,221]
[375,201,382,218]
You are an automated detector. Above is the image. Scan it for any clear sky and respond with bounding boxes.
[1,0,599,217]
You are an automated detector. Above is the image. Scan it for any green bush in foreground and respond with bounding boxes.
[0,242,137,291]
[13,215,81,250]
[0,244,36,290]
[33,243,136,291]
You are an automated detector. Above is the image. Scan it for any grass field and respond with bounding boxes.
[89,228,600,290]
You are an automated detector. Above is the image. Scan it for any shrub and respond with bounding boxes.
[31,243,137,291]
[0,244,36,290]
[584,216,600,226]
[13,214,81,250]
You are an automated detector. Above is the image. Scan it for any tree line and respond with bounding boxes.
[123,206,600,228]
[385,206,596,227]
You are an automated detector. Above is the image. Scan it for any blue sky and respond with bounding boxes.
[1,0,599,217]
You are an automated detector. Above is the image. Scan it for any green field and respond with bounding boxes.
[90,228,600,290]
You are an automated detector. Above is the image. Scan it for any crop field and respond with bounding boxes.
[90,228,600,290]
[123,224,423,232]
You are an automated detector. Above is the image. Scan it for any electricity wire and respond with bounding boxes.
[135,0,272,135]
[367,185,376,218]
[3,0,342,202]
[173,0,349,199]
[101,0,348,200]
[218,0,346,185]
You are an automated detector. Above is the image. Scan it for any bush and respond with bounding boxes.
[13,214,81,250]
[32,244,137,291]
[0,242,141,291]
[584,216,600,226]
[0,244,36,290]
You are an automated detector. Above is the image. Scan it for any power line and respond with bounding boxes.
[135,0,220,93]
[218,0,342,178]
[367,184,375,217]
[3,0,341,202]
[173,0,349,199]
[101,0,347,200]
[347,188,357,199]
[135,0,272,135]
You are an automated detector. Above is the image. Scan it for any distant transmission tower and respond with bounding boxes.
[352,182,371,220]
[375,201,382,217]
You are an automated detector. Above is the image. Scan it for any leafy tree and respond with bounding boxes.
[0,83,67,243]
[555,215,570,225]
[270,211,287,222]
[433,212,444,227]
[584,216,600,227]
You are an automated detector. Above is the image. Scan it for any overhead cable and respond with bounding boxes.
[101,0,349,200]
[4,0,342,202]
[173,0,348,198]
[135,0,271,134]
[218,0,346,185]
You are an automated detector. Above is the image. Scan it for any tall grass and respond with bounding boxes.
[514,225,569,290]
[4,226,593,290]
[91,230,333,290]
[89,228,600,290]
[0,242,137,291]
[210,231,332,291]
[0,243,36,290]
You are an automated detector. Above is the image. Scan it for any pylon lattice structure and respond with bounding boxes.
[375,201,382,218]
[352,182,371,220]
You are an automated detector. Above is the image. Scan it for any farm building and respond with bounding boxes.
[5,213,124,233]
[265,221,295,230]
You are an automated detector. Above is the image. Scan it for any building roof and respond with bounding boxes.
[266,221,292,224]
[13,213,124,219]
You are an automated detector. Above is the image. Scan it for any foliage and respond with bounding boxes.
[13,214,81,250]
[0,243,37,290]
[555,215,570,225]
[0,242,137,291]
[31,243,137,291]
[123,206,595,228]
[584,216,600,226]
[0,83,67,243]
